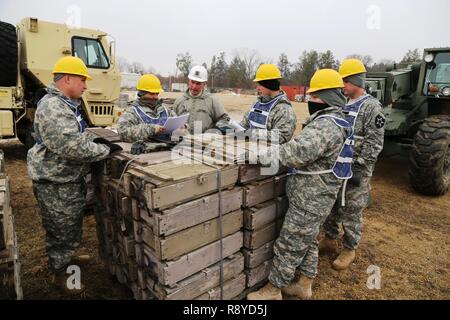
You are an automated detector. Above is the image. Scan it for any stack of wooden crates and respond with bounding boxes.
[89,129,287,300]
[0,150,23,299]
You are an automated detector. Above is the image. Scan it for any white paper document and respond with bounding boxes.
[163,114,189,133]
[227,119,246,132]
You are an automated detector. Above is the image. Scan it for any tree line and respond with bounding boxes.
[117,48,423,90]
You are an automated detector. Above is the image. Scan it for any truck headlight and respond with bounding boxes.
[442,86,450,97]
[424,53,434,63]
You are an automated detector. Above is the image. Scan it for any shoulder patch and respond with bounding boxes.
[375,114,385,129]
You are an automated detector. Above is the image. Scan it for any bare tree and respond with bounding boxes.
[233,48,263,87]
[130,61,145,75]
[176,52,193,78]
[401,48,422,64]
[117,56,131,73]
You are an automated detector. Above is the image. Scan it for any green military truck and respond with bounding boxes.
[366,48,450,196]
[0,17,121,149]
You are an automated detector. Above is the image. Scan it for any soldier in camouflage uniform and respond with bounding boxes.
[320,59,385,270]
[173,65,230,133]
[27,56,122,295]
[117,74,178,154]
[248,69,354,300]
[239,64,297,144]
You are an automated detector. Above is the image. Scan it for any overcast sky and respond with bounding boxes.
[1,0,449,76]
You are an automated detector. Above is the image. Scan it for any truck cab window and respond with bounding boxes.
[72,37,110,69]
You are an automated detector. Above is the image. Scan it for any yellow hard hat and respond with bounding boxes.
[137,74,164,93]
[338,59,367,79]
[307,69,344,94]
[253,64,282,82]
[52,56,92,80]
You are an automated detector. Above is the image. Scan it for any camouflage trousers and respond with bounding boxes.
[323,176,371,250]
[269,205,331,288]
[32,180,86,272]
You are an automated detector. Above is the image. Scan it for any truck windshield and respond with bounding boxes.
[423,52,450,95]
[72,37,110,69]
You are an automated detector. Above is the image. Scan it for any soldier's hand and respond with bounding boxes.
[108,143,123,156]
[130,142,146,155]
[172,127,189,138]
[154,125,166,135]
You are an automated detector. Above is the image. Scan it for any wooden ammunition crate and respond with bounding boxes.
[243,219,284,250]
[244,196,288,231]
[243,175,287,208]
[141,231,243,286]
[146,253,244,300]
[136,187,243,237]
[138,209,243,261]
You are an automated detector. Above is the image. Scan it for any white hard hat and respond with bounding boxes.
[188,65,208,82]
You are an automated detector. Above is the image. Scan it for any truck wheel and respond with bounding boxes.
[409,115,450,196]
[0,21,18,87]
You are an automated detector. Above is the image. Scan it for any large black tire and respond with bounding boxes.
[0,21,18,87]
[409,115,450,196]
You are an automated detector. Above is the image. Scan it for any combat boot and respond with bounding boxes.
[70,254,93,266]
[319,237,337,254]
[332,248,356,270]
[247,282,282,300]
[282,274,313,300]
[53,270,86,296]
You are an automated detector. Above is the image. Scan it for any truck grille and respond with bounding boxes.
[90,104,114,116]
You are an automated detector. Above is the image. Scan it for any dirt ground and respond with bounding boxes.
[1,93,449,300]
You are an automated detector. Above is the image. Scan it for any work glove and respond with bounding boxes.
[130,142,146,155]
[108,143,123,156]
[349,171,362,187]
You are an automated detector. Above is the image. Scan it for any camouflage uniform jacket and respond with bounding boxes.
[348,94,385,176]
[240,92,297,144]
[117,99,176,142]
[273,106,351,215]
[27,84,110,183]
[173,90,230,133]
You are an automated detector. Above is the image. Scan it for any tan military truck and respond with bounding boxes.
[0,17,121,149]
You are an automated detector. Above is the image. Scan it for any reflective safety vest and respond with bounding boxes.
[133,105,169,126]
[248,94,289,129]
[343,94,371,140]
[288,115,354,205]
[35,95,87,145]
